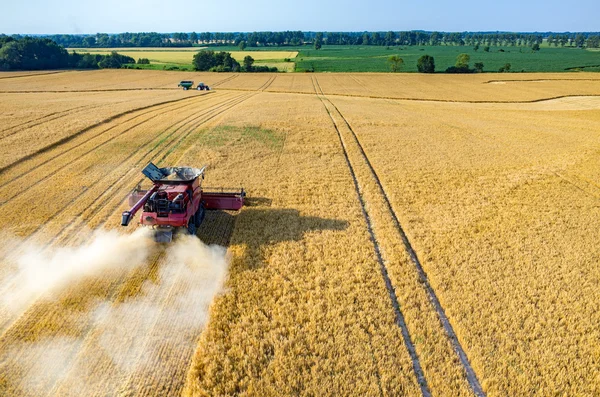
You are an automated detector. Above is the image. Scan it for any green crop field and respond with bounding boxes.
[294,45,600,72]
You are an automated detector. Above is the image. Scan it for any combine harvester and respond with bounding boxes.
[121,163,244,242]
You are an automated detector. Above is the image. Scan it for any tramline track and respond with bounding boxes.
[311,76,432,397]
[312,76,486,397]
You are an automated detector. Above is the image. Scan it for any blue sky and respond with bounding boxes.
[1,0,599,34]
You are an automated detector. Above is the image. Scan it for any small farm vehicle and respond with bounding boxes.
[178,81,194,90]
[196,82,210,91]
[121,162,245,242]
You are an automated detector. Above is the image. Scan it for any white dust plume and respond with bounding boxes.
[0,228,152,314]
[0,231,229,397]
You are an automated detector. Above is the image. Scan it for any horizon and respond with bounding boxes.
[1,0,599,35]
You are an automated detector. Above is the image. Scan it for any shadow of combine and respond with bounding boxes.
[197,206,349,267]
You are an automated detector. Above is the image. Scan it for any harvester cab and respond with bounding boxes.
[121,162,245,242]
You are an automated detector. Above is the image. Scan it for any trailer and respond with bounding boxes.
[178,81,194,90]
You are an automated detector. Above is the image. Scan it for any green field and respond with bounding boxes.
[72,45,599,73]
[294,45,600,72]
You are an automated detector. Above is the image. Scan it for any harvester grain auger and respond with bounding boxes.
[121,162,245,242]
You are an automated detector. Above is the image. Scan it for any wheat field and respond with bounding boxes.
[0,70,599,396]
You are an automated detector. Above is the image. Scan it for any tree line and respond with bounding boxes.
[0,36,134,70]
[4,31,599,49]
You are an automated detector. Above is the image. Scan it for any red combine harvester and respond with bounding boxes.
[121,162,245,242]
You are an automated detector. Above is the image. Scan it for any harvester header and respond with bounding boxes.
[121,162,244,242]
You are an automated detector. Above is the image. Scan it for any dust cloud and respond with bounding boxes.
[0,228,153,314]
[0,230,229,396]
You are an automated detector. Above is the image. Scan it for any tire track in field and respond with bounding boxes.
[311,76,431,397]
[0,104,92,136]
[257,74,277,92]
[0,99,133,141]
[0,92,211,176]
[0,93,217,201]
[210,74,239,87]
[47,92,252,245]
[0,71,67,80]
[18,93,249,243]
[313,76,486,397]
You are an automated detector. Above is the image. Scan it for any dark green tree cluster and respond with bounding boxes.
[417,55,435,73]
[192,50,278,72]
[193,50,240,72]
[0,37,69,70]
[0,37,136,71]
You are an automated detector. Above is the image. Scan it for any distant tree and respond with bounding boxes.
[387,55,404,72]
[575,34,585,48]
[473,62,484,73]
[137,58,150,64]
[362,33,370,45]
[243,55,254,72]
[587,35,600,48]
[532,43,540,51]
[314,32,323,50]
[385,31,396,46]
[82,36,96,47]
[193,50,217,71]
[473,44,479,51]
[483,46,490,52]
[455,53,470,68]
[97,51,135,69]
[190,32,198,43]
[238,40,247,50]
[498,63,511,72]
[417,55,435,73]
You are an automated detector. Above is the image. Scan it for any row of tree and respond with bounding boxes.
[0,37,134,70]
[390,54,511,74]
[5,31,599,49]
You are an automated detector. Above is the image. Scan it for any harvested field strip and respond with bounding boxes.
[311,76,431,397]
[0,71,67,80]
[321,91,485,397]
[0,92,211,174]
[0,92,213,187]
[0,99,134,142]
[313,76,478,396]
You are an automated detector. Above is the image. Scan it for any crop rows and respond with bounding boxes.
[0,70,599,396]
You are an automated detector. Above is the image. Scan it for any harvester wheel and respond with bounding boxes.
[195,205,206,227]
[187,221,197,236]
